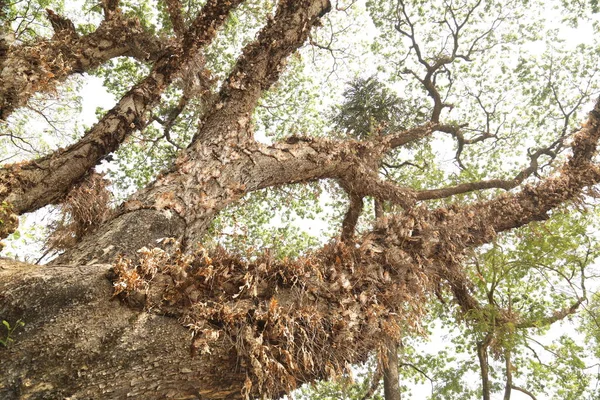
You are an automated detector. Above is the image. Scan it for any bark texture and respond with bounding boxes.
[0,260,247,399]
[0,11,163,121]
[383,338,402,400]
[1,222,431,397]
[53,0,334,264]
[0,0,243,222]
[2,0,600,398]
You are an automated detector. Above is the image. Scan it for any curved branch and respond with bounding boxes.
[515,299,583,329]
[0,12,165,121]
[458,96,600,247]
[414,149,542,201]
[511,385,538,400]
[0,0,245,219]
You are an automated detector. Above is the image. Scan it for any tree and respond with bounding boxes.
[1,0,600,398]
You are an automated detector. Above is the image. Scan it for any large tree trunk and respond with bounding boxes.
[1,227,431,398]
[0,259,246,399]
[2,98,598,399]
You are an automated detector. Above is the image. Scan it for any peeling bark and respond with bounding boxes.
[0,0,244,221]
[3,94,600,395]
[2,230,432,397]
[53,136,376,264]
[0,12,164,121]
[52,0,333,264]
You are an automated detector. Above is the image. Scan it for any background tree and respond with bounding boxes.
[1,0,600,399]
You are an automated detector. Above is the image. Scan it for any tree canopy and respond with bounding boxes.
[1,0,600,398]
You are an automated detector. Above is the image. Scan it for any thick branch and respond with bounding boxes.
[0,2,9,67]
[0,12,164,121]
[56,0,333,261]
[457,97,600,246]
[191,0,332,145]
[340,193,363,242]
[163,0,186,37]
[0,261,248,399]
[2,235,433,397]
[386,122,439,148]
[0,0,243,219]
[101,0,120,18]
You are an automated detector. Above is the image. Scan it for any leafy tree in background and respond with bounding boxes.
[332,76,413,139]
[1,0,600,399]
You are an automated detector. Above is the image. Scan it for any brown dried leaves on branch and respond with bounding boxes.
[111,239,433,398]
[47,172,111,250]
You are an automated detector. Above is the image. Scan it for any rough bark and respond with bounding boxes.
[52,129,418,264]
[383,338,402,400]
[0,260,247,399]
[1,225,433,398]
[1,0,600,397]
[52,0,334,265]
[2,96,600,396]
[0,11,164,121]
[0,0,243,222]
[0,1,11,68]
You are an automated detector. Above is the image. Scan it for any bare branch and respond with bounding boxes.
[152,94,192,150]
[511,385,538,400]
[477,332,494,400]
[503,348,512,400]
[458,97,600,247]
[394,0,511,123]
[414,156,539,201]
[515,299,583,329]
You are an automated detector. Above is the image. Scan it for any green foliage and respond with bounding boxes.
[207,184,324,259]
[331,76,411,139]
[0,319,25,348]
